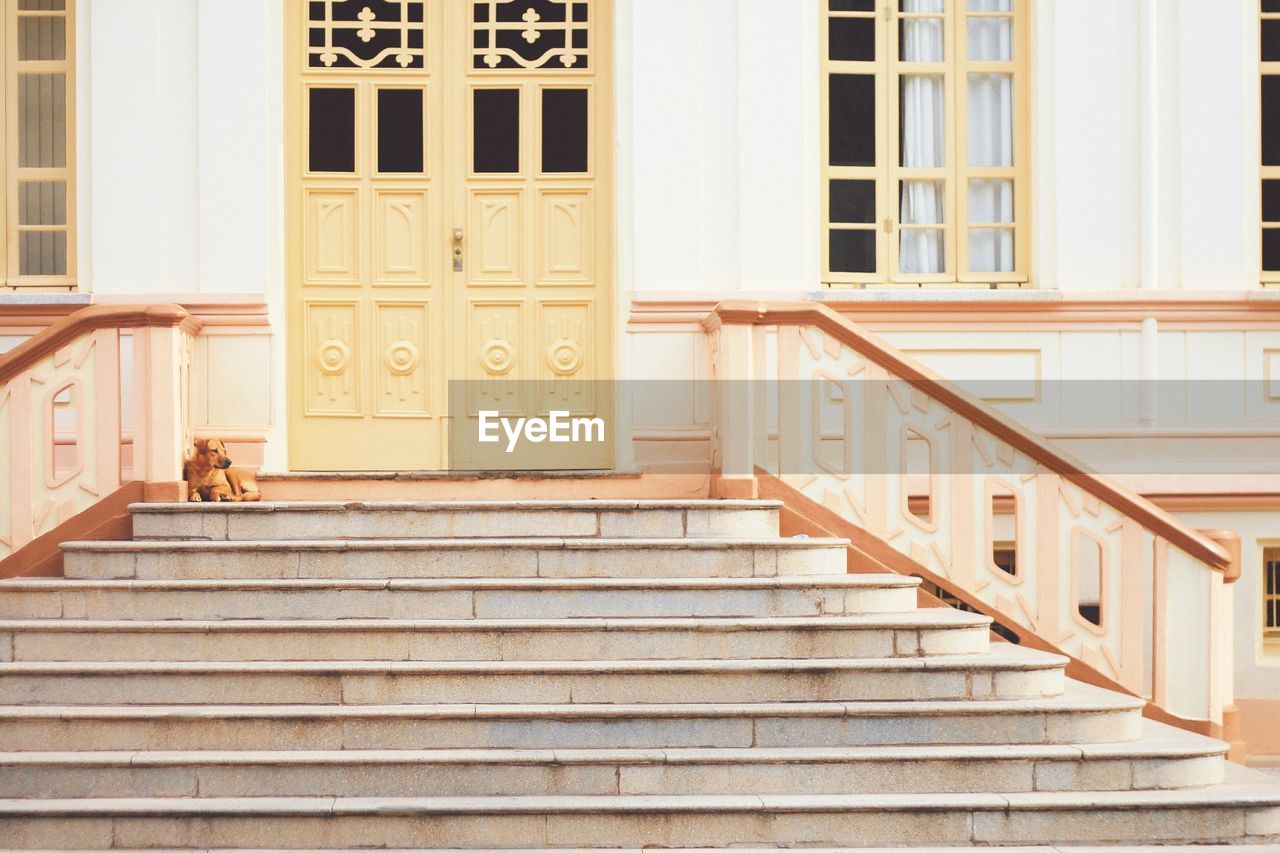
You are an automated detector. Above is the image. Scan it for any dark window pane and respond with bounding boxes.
[1266,20,1280,62]
[474,89,520,173]
[1265,76,1280,166]
[830,230,876,273]
[829,16,875,62]
[1265,0,1280,12]
[829,74,876,167]
[830,180,876,224]
[377,89,424,173]
[309,88,356,173]
[1265,181,1280,223]
[19,231,67,276]
[542,88,589,173]
[829,0,875,9]
[1266,228,1280,272]
[17,74,67,168]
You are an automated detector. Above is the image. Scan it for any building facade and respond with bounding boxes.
[1,0,1278,757]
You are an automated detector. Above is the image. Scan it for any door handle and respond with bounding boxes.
[452,228,464,272]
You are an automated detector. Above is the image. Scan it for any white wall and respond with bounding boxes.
[76,0,286,469]
[621,0,820,295]
[1167,508,1280,701]
[79,0,282,296]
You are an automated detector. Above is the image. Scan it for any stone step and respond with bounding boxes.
[0,611,991,663]
[0,648,1066,706]
[0,848,1253,853]
[0,848,1252,853]
[61,538,850,581]
[0,727,1226,799]
[0,682,1136,752]
[131,500,782,541]
[0,575,921,621]
[0,840,1254,845]
[1,782,1276,849]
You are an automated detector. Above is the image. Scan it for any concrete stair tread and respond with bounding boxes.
[0,679,1140,720]
[0,574,922,621]
[0,849,1252,853]
[0,735,1226,767]
[0,848,1251,853]
[63,537,846,552]
[3,783,1279,814]
[0,610,990,632]
[0,574,917,591]
[0,645,1066,675]
[131,500,785,512]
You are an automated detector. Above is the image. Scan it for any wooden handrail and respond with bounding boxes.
[0,304,199,385]
[705,299,1232,572]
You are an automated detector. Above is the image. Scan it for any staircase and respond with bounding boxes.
[0,499,1277,850]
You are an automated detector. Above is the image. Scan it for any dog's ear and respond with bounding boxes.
[193,438,209,453]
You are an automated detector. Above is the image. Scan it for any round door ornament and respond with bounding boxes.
[546,338,583,376]
[316,339,352,376]
[480,339,516,375]
[384,339,421,377]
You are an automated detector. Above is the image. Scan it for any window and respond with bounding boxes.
[1263,1,1280,282]
[821,0,1028,286]
[1266,547,1280,643]
[1,0,76,289]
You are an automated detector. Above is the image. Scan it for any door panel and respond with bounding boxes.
[449,0,611,469]
[287,0,611,471]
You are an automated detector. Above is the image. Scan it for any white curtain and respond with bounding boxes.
[965,0,1014,272]
[899,0,946,275]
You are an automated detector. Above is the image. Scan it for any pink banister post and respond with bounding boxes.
[713,320,763,500]
[6,374,35,551]
[776,325,812,476]
[1201,528,1241,752]
[948,417,977,591]
[1035,472,1063,644]
[92,329,122,497]
[131,322,190,500]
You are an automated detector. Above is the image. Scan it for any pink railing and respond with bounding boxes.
[705,300,1237,730]
[0,305,197,566]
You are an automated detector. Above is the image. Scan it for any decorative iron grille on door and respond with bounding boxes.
[472,0,590,69]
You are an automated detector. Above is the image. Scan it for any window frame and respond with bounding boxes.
[1266,546,1280,646]
[1262,1,1280,285]
[820,0,1030,288]
[1,0,77,290]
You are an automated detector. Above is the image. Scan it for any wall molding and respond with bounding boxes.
[0,294,270,335]
[630,291,1280,329]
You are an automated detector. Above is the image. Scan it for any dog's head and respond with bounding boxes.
[192,438,233,470]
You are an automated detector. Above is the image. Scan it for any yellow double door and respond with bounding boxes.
[286,0,613,471]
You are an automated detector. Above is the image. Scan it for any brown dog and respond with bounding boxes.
[183,439,261,502]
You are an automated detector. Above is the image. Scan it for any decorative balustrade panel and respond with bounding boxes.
[709,304,1231,726]
[0,329,121,561]
[1,306,195,569]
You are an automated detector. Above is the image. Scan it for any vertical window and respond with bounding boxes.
[2,0,76,288]
[1265,547,1280,643]
[821,0,1027,286]
[1263,1,1280,282]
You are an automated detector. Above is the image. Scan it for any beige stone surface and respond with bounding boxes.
[974,805,1248,845]
[7,500,1280,849]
